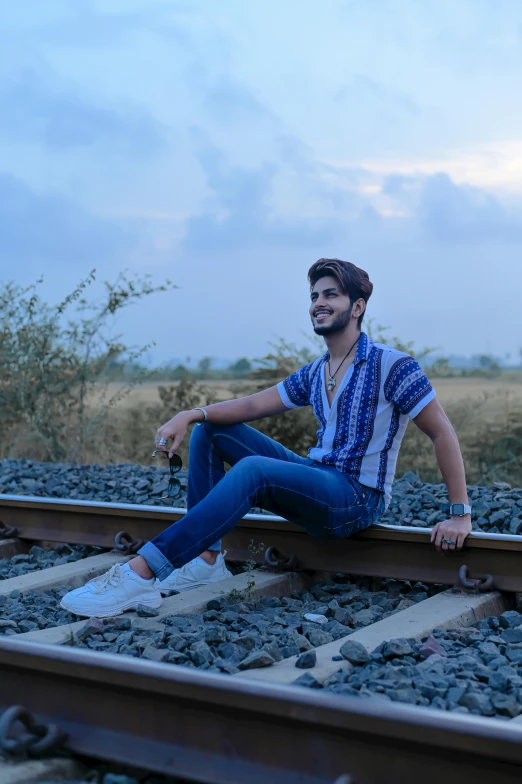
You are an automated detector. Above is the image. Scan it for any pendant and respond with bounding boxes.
[327,377,336,392]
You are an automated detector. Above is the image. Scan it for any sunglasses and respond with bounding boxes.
[149,451,183,502]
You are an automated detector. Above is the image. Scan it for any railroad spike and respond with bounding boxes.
[0,520,18,539]
[0,705,66,758]
[454,564,495,594]
[263,544,300,571]
[113,530,146,555]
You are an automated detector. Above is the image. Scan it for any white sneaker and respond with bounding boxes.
[158,553,232,595]
[60,563,162,618]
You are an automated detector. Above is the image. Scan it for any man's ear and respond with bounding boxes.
[354,298,366,317]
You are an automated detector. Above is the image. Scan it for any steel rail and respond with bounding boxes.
[1,494,522,590]
[1,638,522,784]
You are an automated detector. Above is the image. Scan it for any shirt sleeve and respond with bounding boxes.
[277,362,314,409]
[384,356,436,419]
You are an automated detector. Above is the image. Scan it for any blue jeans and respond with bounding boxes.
[138,423,385,581]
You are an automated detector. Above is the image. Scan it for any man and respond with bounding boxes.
[62,258,472,618]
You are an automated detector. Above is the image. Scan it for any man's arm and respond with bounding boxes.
[191,386,287,424]
[412,398,472,551]
[156,386,288,456]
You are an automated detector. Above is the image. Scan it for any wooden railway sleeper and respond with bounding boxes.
[113,530,146,555]
[0,705,65,758]
[263,545,301,571]
[0,520,18,540]
[454,564,495,594]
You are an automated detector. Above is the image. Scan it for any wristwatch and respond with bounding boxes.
[449,503,472,517]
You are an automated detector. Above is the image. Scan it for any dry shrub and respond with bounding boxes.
[397,390,522,486]
[103,379,219,467]
[0,272,175,463]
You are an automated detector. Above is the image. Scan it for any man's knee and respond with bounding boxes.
[189,421,215,448]
[230,454,270,478]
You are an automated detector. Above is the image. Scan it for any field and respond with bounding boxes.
[88,373,522,487]
[97,373,522,409]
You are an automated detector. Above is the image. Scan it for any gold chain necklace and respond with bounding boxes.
[326,336,360,392]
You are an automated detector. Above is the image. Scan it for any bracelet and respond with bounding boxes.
[192,407,208,422]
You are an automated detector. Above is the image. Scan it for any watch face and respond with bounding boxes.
[452,503,465,515]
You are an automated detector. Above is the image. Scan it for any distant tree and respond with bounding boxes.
[198,356,212,375]
[170,363,189,380]
[478,354,500,371]
[229,357,252,374]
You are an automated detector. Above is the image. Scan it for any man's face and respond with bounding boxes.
[309,275,353,336]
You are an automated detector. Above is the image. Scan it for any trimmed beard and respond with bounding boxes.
[312,304,353,336]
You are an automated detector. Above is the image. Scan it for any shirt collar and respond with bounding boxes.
[321,332,372,367]
[354,331,372,365]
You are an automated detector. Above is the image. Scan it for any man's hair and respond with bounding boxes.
[308,258,373,328]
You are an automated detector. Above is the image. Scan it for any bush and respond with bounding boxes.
[0,271,175,462]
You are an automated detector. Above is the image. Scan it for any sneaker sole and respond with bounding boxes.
[60,594,162,619]
[158,570,233,595]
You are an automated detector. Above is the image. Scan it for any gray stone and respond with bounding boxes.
[238,650,275,670]
[203,624,229,644]
[501,627,522,644]
[293,672,322,688]
[190,641,213,667]
[296,649,317,669]
[459,693,495,716]
[141,646,170,662]
[383,638,413,659]
[340,639,370,665]
[354,607,383,626]
[136,604,160,618]
[131,618,166,633]
[262,641,283,662]
[280,645,300,659]
[334,607,356,627]
[491,693,520,718]
[499,611,522,629]
[76,618,105,641]
[0,619,18,630]
[306,629,334,647]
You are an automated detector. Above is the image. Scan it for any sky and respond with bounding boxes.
[1,0,522,365]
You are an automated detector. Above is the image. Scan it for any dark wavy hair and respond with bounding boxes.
[308,258,373,328]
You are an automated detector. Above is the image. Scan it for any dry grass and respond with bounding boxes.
[93,375,522,409]
[87,375,522,486]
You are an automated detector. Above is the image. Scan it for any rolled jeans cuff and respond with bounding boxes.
[137,541,174,582]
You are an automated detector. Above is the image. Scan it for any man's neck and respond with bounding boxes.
[324,327,362,363]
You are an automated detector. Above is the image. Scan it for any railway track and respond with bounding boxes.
[1,492,522,783]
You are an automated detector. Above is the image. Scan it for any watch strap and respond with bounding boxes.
[449,503,472,516]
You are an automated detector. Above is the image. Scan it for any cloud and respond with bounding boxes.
[181,132,355,253]
[383,171,522,244]
[0,64,166,155]
[203,78,276,125]
[0,171,135,273]
[0,1,193,49]
[335,75,420,117]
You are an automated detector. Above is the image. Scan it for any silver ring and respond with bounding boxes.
[157,437,168,446]
[441,538,457,545]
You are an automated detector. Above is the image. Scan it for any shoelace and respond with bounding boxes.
[89,563,124,593]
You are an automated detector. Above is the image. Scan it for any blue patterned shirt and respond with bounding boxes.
[276,332,436,508]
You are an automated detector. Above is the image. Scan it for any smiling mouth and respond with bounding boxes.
[315,311,332,320]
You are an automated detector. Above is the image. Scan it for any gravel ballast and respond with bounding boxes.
[1,459,521,535]
[0,584,78,634]
[64,575,444,672]
[295,608,522,721]
[0,543,100,581]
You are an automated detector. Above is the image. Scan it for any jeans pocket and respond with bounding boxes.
[327,503,370,538]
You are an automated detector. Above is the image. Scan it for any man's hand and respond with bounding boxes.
[430,516,472,552]
[155,411,196,458]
